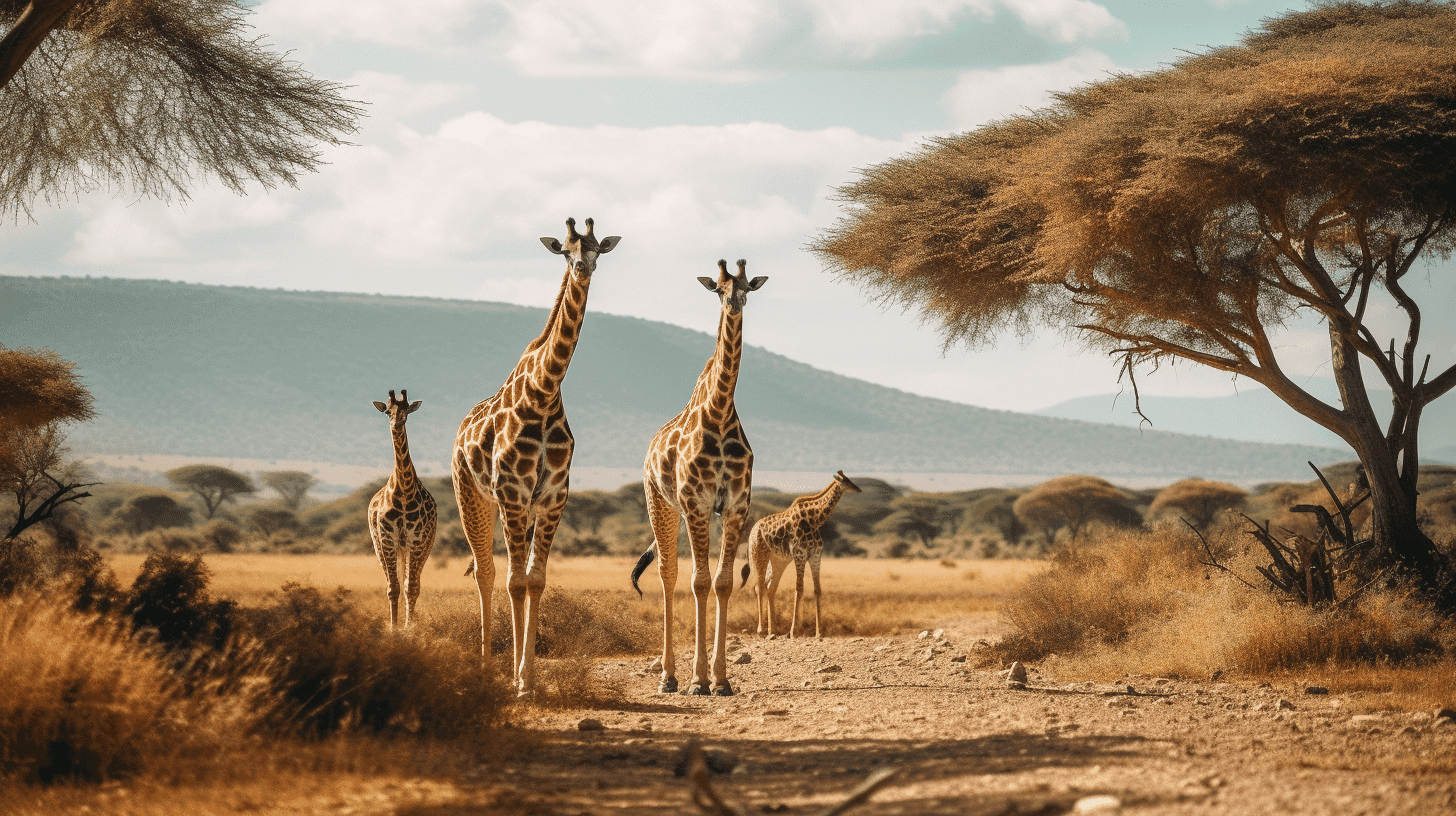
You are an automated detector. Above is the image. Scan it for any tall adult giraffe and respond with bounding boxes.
[452,217,620,695]
[740,470,862,639]
[367,389,438,629]
[633,259,767,696]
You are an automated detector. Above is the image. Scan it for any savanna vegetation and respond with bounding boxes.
[816,0,1456,610]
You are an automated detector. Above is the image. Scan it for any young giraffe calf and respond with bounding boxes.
[368,389,438,629]
[740,470,861,638]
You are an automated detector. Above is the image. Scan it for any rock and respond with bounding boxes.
[733,652,752,665]
[814,664,843,674]
[1210,670,1223,681]
[922,648,936,661]
[950,655,967,663]
[1305,686,1329,695]
[648,658,663,672]
[1073,795,1122,814]
[1251,702,1267,712]
[1276,699,1296,710]
[1007,662,1028,684]
[577,718,605,731]
[918,630,931,639]
[932,628,945,640]
[1435,707,1456,723]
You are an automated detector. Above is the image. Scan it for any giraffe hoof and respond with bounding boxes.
[659,677,678,694]
[688,683,712,696]
[711,682,734,697]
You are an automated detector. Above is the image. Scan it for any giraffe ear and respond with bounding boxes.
[407,400,422,414]
[697,277,718,292]
[747,275,769,291]
[372,401,388,413]
[597,236,621,253]
[540,237,565,254]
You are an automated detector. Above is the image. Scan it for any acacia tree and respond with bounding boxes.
[167,464,253,519]
[1148,478,1248,530]
[0,345,96,542]
[816,1,1456,602]
[1012,475,1141,544]
[1,0,360,220]
[261,470,317,511]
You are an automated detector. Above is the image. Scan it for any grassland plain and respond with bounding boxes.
[0,552,1438,815]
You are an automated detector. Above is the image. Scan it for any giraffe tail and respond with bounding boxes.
[739,562,751,589]
[463,557,474,577]
[629,542,656,597]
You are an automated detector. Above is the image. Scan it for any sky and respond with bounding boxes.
[3,0,1454,415]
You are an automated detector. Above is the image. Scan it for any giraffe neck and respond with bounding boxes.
[697,306,744,416]
[520,265,591,393]
[798,481,847,524]
[389,422,419,491]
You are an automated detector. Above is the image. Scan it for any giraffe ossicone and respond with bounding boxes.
[635,257,767,697]
[452,217,620,696]
[367,388,438,630]
[741,470,861,639]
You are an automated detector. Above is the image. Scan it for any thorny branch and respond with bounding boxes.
[686,742,899,816]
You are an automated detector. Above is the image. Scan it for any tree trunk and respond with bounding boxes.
[1327,324,1448,603]
[0,0,85,89]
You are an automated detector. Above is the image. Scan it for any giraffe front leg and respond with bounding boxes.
[516,496,566,695]
[789,556,806,639]
[500,508,533,690]
[709,509,747,695]
[403,531,434,629]
[647,487,681,693]
[751,535,769,637]
[369,523,401,629]
[810,548,824,639]
[452,465,497,672]
[684,509,714,696]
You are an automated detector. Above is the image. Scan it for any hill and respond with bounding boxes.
[1035,382,1456,464]
[1,276,1349,481]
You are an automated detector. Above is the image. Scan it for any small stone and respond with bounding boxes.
[1276,699,1296,711]
[1435,708,1456,723]
[950,655,967,663]
[1007,662,1028,684]
[932,628,945,640]
[577,718,605,731]
[648,658,663,672]
[922,648,936,661]
[1251,703,1267,712]
[1305,686,1329,695]
[918,630,931,639]
[1073,794,1122,814]
[733,652,752,665]
[1210,670,1223,681]
[815,664,843,674]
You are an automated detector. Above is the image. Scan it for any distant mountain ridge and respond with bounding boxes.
[2,275,1351,481]
[1035,383,1456,465]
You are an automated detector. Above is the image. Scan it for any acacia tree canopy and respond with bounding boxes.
[0,0,361,220]
[816,1,1456,599]
[167,464,254,519]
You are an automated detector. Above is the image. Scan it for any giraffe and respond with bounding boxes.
[367,389,439,629]
[739,470,861,639]
[632,258,767,696]
[452,217,620,695]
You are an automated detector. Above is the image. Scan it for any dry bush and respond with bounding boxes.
[0,599,271,784]
[996,527,1205,661]
[242,584,509,739]
[998,525,1453,689]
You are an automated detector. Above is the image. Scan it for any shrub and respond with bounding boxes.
[123,552,236,653]
[0,600,269,783]
[105,493,194,535]
[242,583,507,739]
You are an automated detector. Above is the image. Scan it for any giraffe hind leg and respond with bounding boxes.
[452,462,498,673]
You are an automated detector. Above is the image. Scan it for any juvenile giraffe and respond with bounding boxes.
[452,217,620,695]
[740,470,861,639]
[368,389,438,629]
[632,259,767,696]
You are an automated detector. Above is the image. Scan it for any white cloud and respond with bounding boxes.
[943,49,1118,128]
[252,0,1125,79]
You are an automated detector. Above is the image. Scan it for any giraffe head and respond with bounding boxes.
[697,259,768,316]
[372,389,422,426]
[540,217,621,280]
[834,470,862,493]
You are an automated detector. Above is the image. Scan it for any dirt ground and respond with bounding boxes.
[231,614,1452,816]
